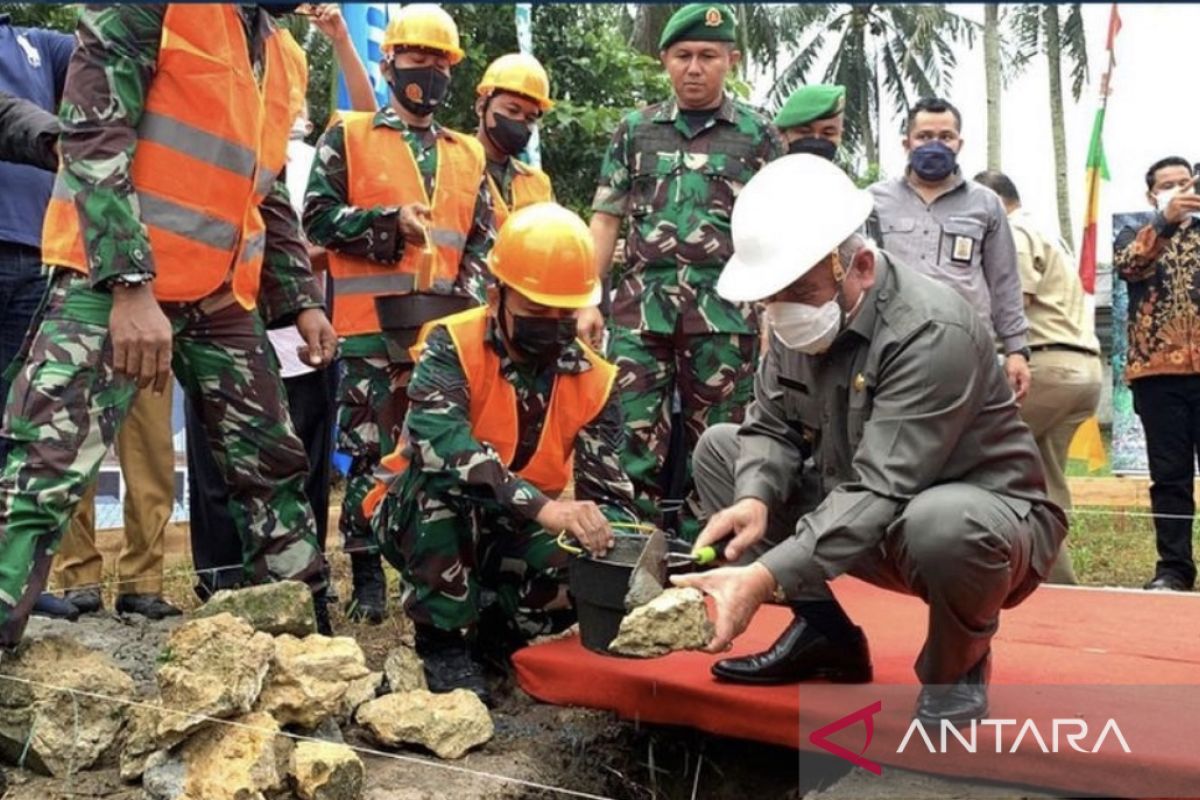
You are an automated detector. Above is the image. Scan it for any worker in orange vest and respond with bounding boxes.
[474,53,554,229]
[366,203,638,703]
[0,3,338,647]
[303,4,496,625]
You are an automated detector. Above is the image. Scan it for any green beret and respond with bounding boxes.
[659,3,737,51]
[774,85,846,129]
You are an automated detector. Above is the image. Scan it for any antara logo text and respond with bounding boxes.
[898,717,1132,755]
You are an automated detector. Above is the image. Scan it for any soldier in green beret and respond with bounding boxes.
[581,3,785,539]
[774,84,846,160]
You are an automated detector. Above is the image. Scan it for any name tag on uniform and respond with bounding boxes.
[951,235,975,263]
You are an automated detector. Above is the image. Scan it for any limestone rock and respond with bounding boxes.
[155,614,274,739]
[608,587,714,658]
[192,580,316,637]
[119,701,186,782]
[0,636,135,777]
[255,634,371,729]
[356,690,493,760]
[383,646,427,693]
[142,711,292,800]
[339,671,383,720]
[291,741,364,800]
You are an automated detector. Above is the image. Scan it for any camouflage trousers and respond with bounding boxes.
[0,270,324,646]
[335,351,411,554]
[373,470,569,632]
[609,325,757,540]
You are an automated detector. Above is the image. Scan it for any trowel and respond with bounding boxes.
[623,530,732,610]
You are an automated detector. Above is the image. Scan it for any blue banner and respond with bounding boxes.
[338,3,390,111]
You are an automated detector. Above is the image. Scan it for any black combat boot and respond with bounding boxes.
[415,624,491,706]
[313,589,333,636]
[345,550,387,624]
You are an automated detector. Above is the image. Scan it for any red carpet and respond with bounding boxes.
[514,579,1200,797]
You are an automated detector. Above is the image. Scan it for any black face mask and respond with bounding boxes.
[788,136,838,161]
[485,111,533,157]
[388,64,450,117]
[501,290,576,366]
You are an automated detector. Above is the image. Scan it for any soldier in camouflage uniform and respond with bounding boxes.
[303,6,494,623]
[0,4,337,646]
[370,204,637,703]
[580,3,784,540]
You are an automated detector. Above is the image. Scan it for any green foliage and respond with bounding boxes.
[0,3,79,32]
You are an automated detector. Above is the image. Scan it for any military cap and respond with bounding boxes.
[659,3,737,51]
[774,84,846,129]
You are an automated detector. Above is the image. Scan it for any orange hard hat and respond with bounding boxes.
[382,5,464,65]
[489,203,601,309]
[477,53,553,111]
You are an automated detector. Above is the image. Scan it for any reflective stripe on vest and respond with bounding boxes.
[327,112,485,337]
[489,160,553,231]
[40,4,305,309]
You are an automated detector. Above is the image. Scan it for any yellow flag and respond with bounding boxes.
[1067,416,1108,473]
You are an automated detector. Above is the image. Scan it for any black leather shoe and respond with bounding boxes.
[1144,574,1191,592]
[345,551,387,624]
[711,615,873,685]
[313,591,333,636]
[33,593,79,621]
[115,594,182,620]
[416,625,492,706]
[916,652,991,727]
[65,588,103,614]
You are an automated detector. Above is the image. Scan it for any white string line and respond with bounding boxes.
[0,671,617,800]
[36,506,1199,595]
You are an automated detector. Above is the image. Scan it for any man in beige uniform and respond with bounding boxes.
[676,156,1066,726]
[975,171,1101,585]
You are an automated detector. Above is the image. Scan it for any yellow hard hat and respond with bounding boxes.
[477,53,553,111]
[382,4,464,65]
[489,203,601,309]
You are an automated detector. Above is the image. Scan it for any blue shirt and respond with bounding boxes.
[0,14,73,248]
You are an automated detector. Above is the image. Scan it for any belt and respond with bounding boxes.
[1029,343,1099,356]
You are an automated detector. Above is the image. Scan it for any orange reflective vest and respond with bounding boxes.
[487,159,552,231]
[327,113,485,337]
[365,306,616,518]
[41,4,307,309]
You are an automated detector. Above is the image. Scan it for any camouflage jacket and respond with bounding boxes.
[303,107,495,353]
[58,4,323,325]
[400,317,638,523]
[592,94,784,335]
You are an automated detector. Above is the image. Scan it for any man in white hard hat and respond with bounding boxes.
[674,155,1067,725]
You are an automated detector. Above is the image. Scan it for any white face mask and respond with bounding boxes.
[1155,186,1182,210]
[767,300,842,354]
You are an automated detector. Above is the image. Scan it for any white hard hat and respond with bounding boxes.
[718,154,874,303]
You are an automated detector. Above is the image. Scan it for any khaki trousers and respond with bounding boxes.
[54,383,175,595]
[1019,349,1103,585]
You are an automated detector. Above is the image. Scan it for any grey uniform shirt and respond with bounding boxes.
[736,256,1064,598]
[868,173,1029,354]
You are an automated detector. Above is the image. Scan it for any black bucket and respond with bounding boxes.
[568,533,654,655]
[374,293,477,364]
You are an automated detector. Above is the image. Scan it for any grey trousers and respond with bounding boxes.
[692,424,1043,684]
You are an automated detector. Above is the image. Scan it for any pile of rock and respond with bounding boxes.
[0,581,495,799]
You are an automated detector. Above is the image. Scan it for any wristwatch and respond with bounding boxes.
[1008,347,1031,361]
[108,273,154,290]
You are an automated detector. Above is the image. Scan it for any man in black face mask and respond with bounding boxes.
[366,203,638,703]
[303,3,496,625]
[867,96,1031,405]
[773,84,845,162]
[474,53,555,231]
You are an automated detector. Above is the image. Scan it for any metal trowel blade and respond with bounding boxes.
[624,528,668,610]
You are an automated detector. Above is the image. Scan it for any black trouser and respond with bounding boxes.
[186,365,336,597]
[1131,375,1200,587]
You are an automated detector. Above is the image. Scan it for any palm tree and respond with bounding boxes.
[766,4,975,167]
[1011,4,1089,250]
[984,6,1002,170]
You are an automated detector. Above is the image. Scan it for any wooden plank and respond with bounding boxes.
[1069,476,1200,508]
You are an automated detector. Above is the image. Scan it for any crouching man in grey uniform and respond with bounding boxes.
[674,155,1067,725]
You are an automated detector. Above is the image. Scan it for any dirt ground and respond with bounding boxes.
[2,516,1061,800]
